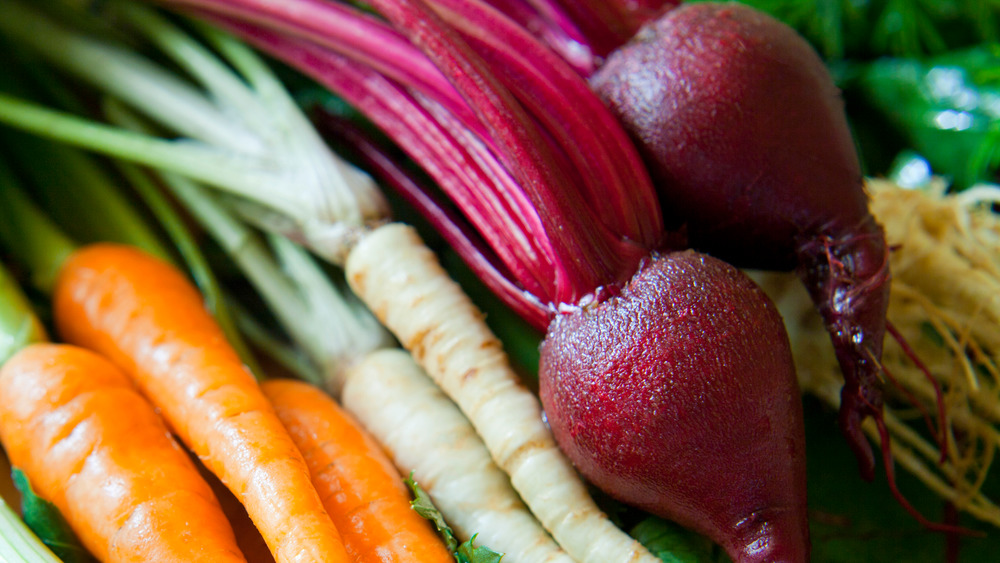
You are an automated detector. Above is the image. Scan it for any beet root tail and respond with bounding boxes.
[797,215,890,480]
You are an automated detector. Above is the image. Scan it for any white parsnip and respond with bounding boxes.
[342,348,575,563]
[345,223,657,563]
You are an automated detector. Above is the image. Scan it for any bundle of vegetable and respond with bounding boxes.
[562,0,1000,534]
[0,4,632,561]
[161,172,568,563]
[756,177,1000,529]
[475,0,915,513]
[0,124,474,562]
[0,179,353,562]
[132,0,814,560]
[0,343,250,563]
[0,162,254,562]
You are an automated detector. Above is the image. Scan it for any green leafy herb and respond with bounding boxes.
[736,0,1000,59]
[406,474,505,563]
[455,536,504,563]
[11,469,94,563]
[856,45,1000,189]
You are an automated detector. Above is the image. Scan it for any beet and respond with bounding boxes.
[590,1,891,478]
[540,250,809,563]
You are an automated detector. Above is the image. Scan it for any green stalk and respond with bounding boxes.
[0,160,78,295]
[0,130,170,260]
[0,0,388,264]
[104,2,277,142]
[230,301,325,385]
[163,172,394,391]
[2,0,258,152]
[0,264,47,367]
[99,68,389,388]
[0,93,301,220]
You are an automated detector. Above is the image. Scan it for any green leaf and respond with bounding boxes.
[406,474,459,552]
[12,469,94,563]
[406,474,505,563]
[455,535,504,563]
[857,45,1000,189]
[630,517,729,563]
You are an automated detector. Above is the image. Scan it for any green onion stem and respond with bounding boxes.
[1,0,388,264]
[148,147,392,391]
[107,2,277,141]
[164,174,335,389]
[229,300,326,385]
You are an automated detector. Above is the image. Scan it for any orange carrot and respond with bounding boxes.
[0,343,246,563]
[51,243,349,563]
[260,378,453,563]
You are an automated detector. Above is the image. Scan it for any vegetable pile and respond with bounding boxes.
[178,1,819,559]
[0,0,999,562]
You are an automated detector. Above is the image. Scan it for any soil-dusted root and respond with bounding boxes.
[260,378,453,563]
[341,348,575,563]
[345,223,657,563]
[0,343,246,563]
[51,243,349,563]
[540,250,809,563]
[590,1,891,478]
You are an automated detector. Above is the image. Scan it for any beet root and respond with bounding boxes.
[540,250,809,563]
[590,1,891,477]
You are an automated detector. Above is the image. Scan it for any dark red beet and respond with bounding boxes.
[590,1,891,478]
[540,250,809,563]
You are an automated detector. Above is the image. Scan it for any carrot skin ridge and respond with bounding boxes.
[262,378,454,563]
[51,243,349,563]
[0,343,247,563]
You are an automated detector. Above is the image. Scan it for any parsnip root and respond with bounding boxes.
[345,223,656,563]
[342,348,575,563]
